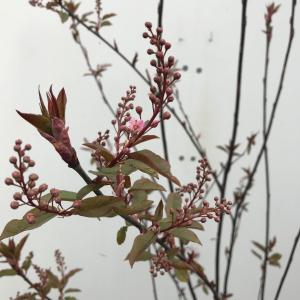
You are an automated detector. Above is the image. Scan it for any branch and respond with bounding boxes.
[274,226,300,300]
[216,0,248,295]
[223,1,297,294]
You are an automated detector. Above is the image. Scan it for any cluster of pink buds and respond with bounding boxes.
[4,140,76,221]
[264,3,280,41]
[143,22,180,119]
[150,250,172,277]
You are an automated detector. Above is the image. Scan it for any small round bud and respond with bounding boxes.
[162,111,171,120]
[15,139,22,145]
[150,59,157,67]
[166,87,173,96]
[135,106,143,115]
[156,51,164,59]
[156,27,163,34]
[73,200,81,209]
[142,32,149,38]
[145,22,152,29]
[165,42,171,50]
[147,49,154,55]
[5,178,14,185]
[167,95,174,102]
[9,156,17,164]
[10,201,20,210]
[26,213,36,224]
[200,217,207,223]
[50,188,60,198]
[173,72,181,80]
[13,192,22,200]
[12,171,21,180]
[14,145,21,152]
[24,144,32,150]
[168,56,175,65]
[111,119,117,126]
[29,173,39,181]
[28,160,35,167]
[23,156,31,163]
[39,183,48,193]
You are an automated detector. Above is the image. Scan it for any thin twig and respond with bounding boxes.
[223,0,297,294]
[215,0,248,296]
[149,261,159,300]
[187,278,198,300]
[274,226,300,300]
[260,10,273,299]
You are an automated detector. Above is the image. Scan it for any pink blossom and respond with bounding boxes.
[128,118,145,133]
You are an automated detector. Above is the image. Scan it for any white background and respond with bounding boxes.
[0,1,299,299]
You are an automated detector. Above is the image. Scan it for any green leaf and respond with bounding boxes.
[252,241,266,252]
[83,143,114,162]
[126,159,158,178]
[165,193,182,218]
[170,228,201,245]
[169,258,190,270]
[102,13,117,20]
[135,251,153,262]
[0,269,17,277]
[189,221,204,231]
[126,231,157,267]
[269,253,282,267]
[41,190,77,203]
[47,270,60,289]
[175,268,189,282]
[251,250,263,260]
[0,209,56,240]
[15,234,29,260]
[130,178,165,193]
[77,183,104,200]
[74,196,122,218]
[154,200,164,221]
[16,111,52,135]
[128,150,181,186]
[59,11,69,23]
[117,226,128,245]
[113,200,153,216]
[65,288,81,294]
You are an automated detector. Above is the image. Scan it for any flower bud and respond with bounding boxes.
[26,213,36,224]
[39,183,48,193]
[5,178,14,185]
[50,188,60,198]
[9,156,17,164]
[15,139,22,145]
[173,72,181,80]
[143,32,149,38]
[10,201,20,210]
[135,106,143,115]
[162,111,171,120]
[13,192,22,200]
[24,144,32,150]
[73,200,81,208]
[145,22,152,29]
[29,173,39,181]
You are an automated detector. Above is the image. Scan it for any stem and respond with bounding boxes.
[260,19,272,300]
[149,261,159,300]
[223,1,297,293]
[274,226,300,300]
[216,0,248,295]
[187,278,197,300]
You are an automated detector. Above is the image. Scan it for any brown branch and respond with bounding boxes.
[215,0,248,295]
[274,226,300,300]
[223,0,297,294]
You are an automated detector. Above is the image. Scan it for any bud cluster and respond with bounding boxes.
[4,140,76,222]
[143,21,181,119]
[150,250,172,277]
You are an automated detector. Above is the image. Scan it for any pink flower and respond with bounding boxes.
[128,118,145,133]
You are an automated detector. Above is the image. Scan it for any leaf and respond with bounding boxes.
[165,193,182,218]
[135,251,152,261]
[100,20,112,27]
[251,250,263,260]
[83,143,114,162]
[16,111,52,135]
[117,226,128,245]
[126,231,157,267]
[175,268,188,282]
[130,178,165,193]
[128,150,181,186]
[77,183,104,200]
[169,258,190,270]
[269,253,282,267]
[0,209,56,240]
[102,13,117,20]
[170,228,201,245]
[113,200,153,216]
[65,288,81,294]
[154,200,164,221]
[132,135,159,146]
[126,159,158,178]
[47,270,60,289]
[252,241,266,252]
[59,11,69,23]
[0,269,17,278]
[189,221,204,231]
[74,196,122,218]
[15,234,29,260]
[65,289,81,294]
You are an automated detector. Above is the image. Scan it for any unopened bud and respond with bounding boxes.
[10,201,20,210]
[5,178,14,185]
[9,156,17,164]
[73,200,81,208]
[162,111,171,120]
